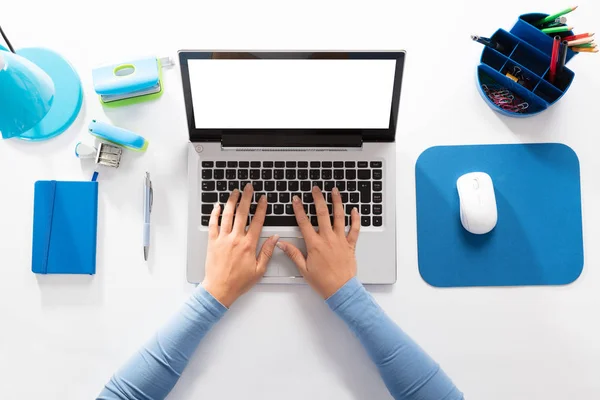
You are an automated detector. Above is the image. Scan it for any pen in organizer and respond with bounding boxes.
[471,35,505,53]
[143,172,153,261]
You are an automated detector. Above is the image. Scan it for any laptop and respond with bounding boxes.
[179,51,405,284]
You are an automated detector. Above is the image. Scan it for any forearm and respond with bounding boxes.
[98,285,227,400]
[326,278,463,400]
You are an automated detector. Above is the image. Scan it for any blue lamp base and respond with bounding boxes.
[12,47,83,141]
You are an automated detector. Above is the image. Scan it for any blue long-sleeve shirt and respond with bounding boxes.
[99,278,463,399]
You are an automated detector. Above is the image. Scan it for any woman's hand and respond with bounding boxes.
[277,186,360,299]
[202,184,279,307]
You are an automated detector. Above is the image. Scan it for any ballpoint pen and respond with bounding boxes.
[143,172,153,261]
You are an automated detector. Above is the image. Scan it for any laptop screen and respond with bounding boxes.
[187,57,397,130]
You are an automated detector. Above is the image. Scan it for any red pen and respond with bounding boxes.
[563,32,594,42]
[549,36,561,84]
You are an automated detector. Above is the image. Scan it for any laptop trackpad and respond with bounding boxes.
[258,237,305,277]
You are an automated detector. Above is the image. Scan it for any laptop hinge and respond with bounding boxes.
[221,133,362,149]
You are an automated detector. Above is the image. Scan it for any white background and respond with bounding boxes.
[1,1,600,399]
[189,58,396,128]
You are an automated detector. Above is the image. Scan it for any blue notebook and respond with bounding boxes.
[31,181,99,274]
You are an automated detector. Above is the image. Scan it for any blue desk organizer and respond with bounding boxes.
[477,13,577,117]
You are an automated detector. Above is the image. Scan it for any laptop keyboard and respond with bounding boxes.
[200,160,383,228]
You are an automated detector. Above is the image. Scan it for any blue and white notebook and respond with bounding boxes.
[31,181,98,274]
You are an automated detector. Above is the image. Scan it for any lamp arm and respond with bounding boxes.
[0,24,15,53]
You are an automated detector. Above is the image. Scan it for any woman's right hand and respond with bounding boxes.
[277,186,361,299]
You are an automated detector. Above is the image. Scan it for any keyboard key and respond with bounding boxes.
[252,181,263,191]
[217,181,227,191]
[201,204,213,214]
[358,170,371,180]
[201,216,210,226]
[303,204,309,214]
[276,181,287,191]
[255,192,266,202]
[250,169,261,180]
[309,205,317,215]
[275,161,285,168]
[324,181,335,191]
[288,181,299,191]
[227,161,237,168]
[286,204,294,215]
[373,216,382,226]
[249,204,257,215]
[312,181,323,190]
[345,216,350,226]
[216,161,226,168]
[202,161,214,168]
[303,193,313,203]
[219,192,230,203]
[333,161,343,168]
[345,161,355,168]
[310,170,320,180]
[341,193,349,203]
[274,169,285,180]
[202,169,212,179]
[202,193,217,203]
[346,204,359,214]
[286,161,296,168]
[263,161,273,168]
[228,181,239,191]
[238,169,248,179]
[310,216,318,226]
[279,193,290,203]
[310,161,320,168]
[349,192,359,203]
[251,161,261,168]
[226,169,236,179]
[361,216,371,226]
[262,170,272,179]
[301,181,311,191]
[214,169,225,179]
[263,216,298,226]
[322,170,333,180]
[240,180,251,189]
[298,161,308,168]
[346,169,356,180]
[335,181,346,191]
[347,181,357,192]
[326,193,333,203]
[298,169,309,180]
[266,204,273,214]
[373,193,382,203]
[373,169,382,180]
[358,161,368,168]
[239,161,249,168]
[286,170,296,180]
[358,181,371,203]
[267,193,278,203]
[274,204,284,215]
[361,205,371,215]
[370,161,382,168]
[373,205,382,215]
[322,161,332,168]
[373,181,382,192]
[202,181,215,191]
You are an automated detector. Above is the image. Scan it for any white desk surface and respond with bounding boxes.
[2,1,600,399]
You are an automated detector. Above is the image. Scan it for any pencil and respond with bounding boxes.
[573,43,597,49]
[572,47,599,53]
[563,32,594,41]
[542,26,574,34]
[549,36,561,83]
[557,40,568,74]
[534,6,578,26]
[567,37,595,46]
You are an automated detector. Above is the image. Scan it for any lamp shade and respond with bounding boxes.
[0,49,55,139]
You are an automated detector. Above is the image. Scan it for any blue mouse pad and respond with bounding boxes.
[415,143,583,287]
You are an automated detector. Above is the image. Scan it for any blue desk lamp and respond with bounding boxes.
[0,25,82,141]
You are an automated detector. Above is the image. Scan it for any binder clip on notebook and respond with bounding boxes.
[92,56,174,107]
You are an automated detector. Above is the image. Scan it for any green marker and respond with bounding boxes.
[534,6,578,26]
[541,26,574,34]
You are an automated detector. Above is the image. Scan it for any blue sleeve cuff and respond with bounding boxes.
[325,277,364,311]
[195,285,228,318]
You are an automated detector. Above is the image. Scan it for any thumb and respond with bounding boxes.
[276,240,307,273]
[257,235,279,274]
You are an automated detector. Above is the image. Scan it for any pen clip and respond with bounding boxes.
[149,181,153,213]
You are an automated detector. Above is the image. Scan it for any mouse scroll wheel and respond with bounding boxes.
[472,179,479,189]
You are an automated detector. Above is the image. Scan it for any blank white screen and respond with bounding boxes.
[188,59,396,129]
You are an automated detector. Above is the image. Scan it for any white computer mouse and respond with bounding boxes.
[456,172,497,235]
